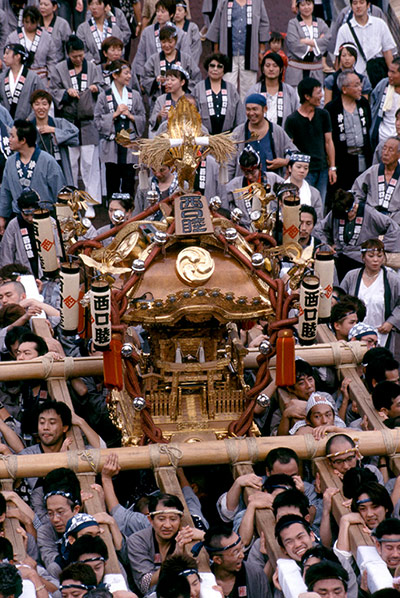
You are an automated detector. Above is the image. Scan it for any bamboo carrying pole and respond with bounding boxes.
[1,430,400,479]
[0,356,103,381]
[244,340,367,369]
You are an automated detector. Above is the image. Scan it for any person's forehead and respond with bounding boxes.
[311,404,332,414]
[18,342,37,351]
[329,440,354,453]
[282,522,308,537]
[47,494,70,507]
[39,409,61,421]
[380,535,400,544]
[313,578,345,591]
[220,533,239,547]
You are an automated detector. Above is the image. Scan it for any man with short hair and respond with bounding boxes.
[305,561,348,598]
[275,515,315,561]
[60,563,97,598]
[334,0,395,83]
[127,493,202,596]
[371,58,400,147]
[285,78,336,203]
[372,381,400,419]
[0,120,65,234]
[365,355,400,390]
[374,518,400,573]
[299,206,320,252]
[202,525,269,598]
[331,300,360,341]
[19,400,102,519]
[352,137,400,225]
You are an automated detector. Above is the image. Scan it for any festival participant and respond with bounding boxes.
[304,562,348,598]
[247,52,297,128]
[0,119,66,234]
[372,381,400,420]
[69,536,109,584]
[229,93,296,179]
[373,519,400,573]
[226,146,284,229]
[335,482,393,555]
[330,298,361,341]
[193,53,245,135]
[0,562,50,598]
[133,0,189,81]
[285,77,336,203]
[288,392,346,438]
[142,25,201,108]
[205,0,270,102]
[149,66,188,135]
[314,189,399,282]
[29,89,79,186]
[94,59,145,196]
[96,193,134,248]
[39,0,72,63]
[50,35,103,214]
[158,555,201,598]
[333,0,395,86]
[341,239,400,351]
[0,44,44,121]
[347,322,378,349]
[100,37,124,87]
[20,401,102,519]
[299,206,321,252]
[365,355,400,390]
[5,6,56,82]
[275,515,316,562]
[201,525,269,598]
[59,563,97,598]
[133,165,178,217]
[104,2,131,49]
[76,0,124,65]
[173,1,202,64]
[285,0,330,87]
[217,446,317,525]
[351,137,400,225]
[0,189,60,277]
[127,493,204,596]
[324,42,372,103]
[285,152,323,219]
[370,58,400,148]
[325,70,372,192]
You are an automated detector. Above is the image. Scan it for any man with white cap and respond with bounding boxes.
[289,392,347,439]
[348,322,378,349]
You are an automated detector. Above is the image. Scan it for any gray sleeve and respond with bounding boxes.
[37,524,62,579]
[182,485,209,529]
[110,504,150,536]
[127,531,157,595]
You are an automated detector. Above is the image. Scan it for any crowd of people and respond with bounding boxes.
[0,2,399,598]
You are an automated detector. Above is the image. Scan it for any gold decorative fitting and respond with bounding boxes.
[176,246,215,286]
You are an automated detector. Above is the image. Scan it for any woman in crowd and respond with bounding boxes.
[341,238,400,352]
[0,43,44,120]
[247,52,298,128]
[5,6,56,82]
[193,53,245,135]
[285,151,323,219]
[94,59,145,195]
[324,42,372,104]
[285,0,330,87]
[39,0,71,63]
[173,0,202,64]
[76,0,124,65]
[149,66,188,134]
[142,24,201,109]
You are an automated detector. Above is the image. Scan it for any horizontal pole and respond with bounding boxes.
[244,340,367,369]
[1,429,397,479]
[0,357,103,381]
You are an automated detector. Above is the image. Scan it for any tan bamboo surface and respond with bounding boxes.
[0,356,103,381]
[244,340,367,369]
[29,319,120,573]
[0,430,399,477]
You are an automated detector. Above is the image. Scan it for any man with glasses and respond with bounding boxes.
[325,433,383,482]
[200,525,269,598]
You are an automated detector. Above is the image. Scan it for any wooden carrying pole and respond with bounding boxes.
[1,429,400,479]
[30,319,119,574]
[244,340,367,369]
[0,356,103,381]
